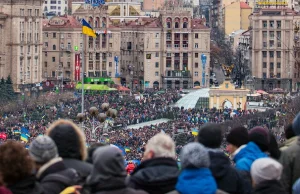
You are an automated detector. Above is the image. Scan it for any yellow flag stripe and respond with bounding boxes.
[82,26,96,38]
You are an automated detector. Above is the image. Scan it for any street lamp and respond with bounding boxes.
[76,103,117,142]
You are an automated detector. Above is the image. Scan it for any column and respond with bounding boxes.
[216,95,220,109]
[233,95,237,109]
[210,96,214,108]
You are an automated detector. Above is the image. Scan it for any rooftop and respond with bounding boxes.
[240,2,251,9]
[43,15,82,29]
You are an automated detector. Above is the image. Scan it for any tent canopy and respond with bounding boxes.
[76,84,115,91]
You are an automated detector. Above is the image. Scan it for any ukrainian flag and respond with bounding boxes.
[192,129,199,136]
[82,19,96,38]
[21,134,29,142]
[125,147,131,152]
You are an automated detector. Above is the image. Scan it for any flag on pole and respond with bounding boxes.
[82,19,97,38]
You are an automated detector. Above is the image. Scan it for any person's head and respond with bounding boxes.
[46,119,87,161]
[250,158,282,186]
[226,126,249,154]
[0,141,34,185]
[28,136,58,169]
[143,133,175,160]
[293,112,300,136]
[285,123,296,139]
[86,145,126,185]
[180,142,210,169]
[249,126,269,152]
[197,123,222,149]
[86,143,106,164]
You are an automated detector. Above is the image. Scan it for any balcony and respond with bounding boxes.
[163,70,192,78]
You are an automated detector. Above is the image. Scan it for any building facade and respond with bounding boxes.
[120,10,211,89]
[249,8,298,91]
[42,16,82,82]
[43,0,68,16]
[0,0,43,91]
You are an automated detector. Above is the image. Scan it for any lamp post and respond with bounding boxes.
[77,103,117,142]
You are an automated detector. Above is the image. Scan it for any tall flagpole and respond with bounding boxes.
[81,34,85,114]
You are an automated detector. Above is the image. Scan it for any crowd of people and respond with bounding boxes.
[0,113,299,194]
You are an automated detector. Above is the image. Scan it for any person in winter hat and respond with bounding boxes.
[127,133,179,194]
[46,119,92,180]
[0,141,43,194]
[175,142,222,194]
[198,124,245,194]
[251,158,287,194]
[86,145,148,194]
[280,112,300,193]
[233,126,268,171]
[29,136,80,194]
[280,124,297,151]
[226,126,249,155]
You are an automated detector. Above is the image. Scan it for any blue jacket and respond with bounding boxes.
[176,168,217,194]
[233,142,268,171]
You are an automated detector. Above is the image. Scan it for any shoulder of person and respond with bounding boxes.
[216,189,229,194]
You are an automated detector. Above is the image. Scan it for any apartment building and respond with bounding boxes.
[42,16,82,81]
[249,8,299,91]
[0,0,43,91]
[43,0,68,16]
[120,10,211,89]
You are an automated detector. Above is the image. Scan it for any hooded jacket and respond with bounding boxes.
[208,151,245,194]
[127,157,180,194]
[8,175,43,194]
[280,136,297,151]
[86,146,148,194]
[46,120,92,180]
[252,180,288,194]
[37,157,80,194]
[279,136,300,193]
[233,142,268,171]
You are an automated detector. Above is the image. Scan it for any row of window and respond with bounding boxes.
[262,72,281,78]
[153,71,201,77]
[166,21,188,29]
[262,62,281,68]
[20,9,39,16]
[45,0,67,4]
[20,46,39,54]
[262,20,281,28]
[262,51,282,58]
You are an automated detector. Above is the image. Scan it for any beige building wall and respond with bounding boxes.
[241,7,251,30]
[224,2,241,35]
[0,0,43,91]
[143,0,165,11]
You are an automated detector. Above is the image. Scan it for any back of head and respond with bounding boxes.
[250,158,282,185]
[197,123,222,149]
[249,126,269,152]
[285,124,295,139]
[292,113,300,136]
[47,119,87,161]
[86,143,107,164]
[29,136,58,164]
[180,142,210,169]
[87,145,126,185]
[145,133,176,158]
[226,126,249,147]
[0,141,34,185]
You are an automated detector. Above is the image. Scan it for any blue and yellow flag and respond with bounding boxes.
[82,19,96,38]
[21,134,29,142]
[192,129,199,136]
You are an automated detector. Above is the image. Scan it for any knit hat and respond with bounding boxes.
[249,127,269,152]
[197,123,222,148]
[180,142,210,169]
[29,136,58,163]
[226,126,249,147]
[251,158,283,185]
[293,112,300,135]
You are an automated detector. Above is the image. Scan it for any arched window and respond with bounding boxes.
[53,45,56,50]
[175,22,179,28]
[183,22,188,28]
[167,22,171,28]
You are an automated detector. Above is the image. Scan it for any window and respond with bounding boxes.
[183,22,188,28]
[155,33,159,38]
[109,43,112,48]
[20,9,24,16]
[109,72,112,77]
[155,71,159,76]
[35,45,38,53]
[45,32,48,38]
[277,42,281,47]
[270,62,274,69]
[28,9,32,16]
[195,63,198,68]
[277,51,281,58]
[195,43,198,48]
[52,57,55,62]
[263,62,267,68]
[167,53,171,57]
[45,42,48,47]
[45,52,48,57]
[175,22,179,28]
[194,71,198,76]
[269,51,274,58]
[263,73,267,78]
[109,62,112,67]
[44,62,47,67]
[263,42,267,48]
[155,52,159,57]
[155,62,159,68]
[262,51,267,57]
[263,31,267,38]
[269,31,274,39]
[195,53,198,58]
[167,22,171,28]
[270,21,274,28]
[155,43,159,48]
[195,33,198,39]
[35,9,39,16]
[263,21,267,28]
[53,45,56,50]
[53,33,56,38]
[269,40,274,47]
[277,73,281,78]
[277,21,281,29]
[274,63,280,71]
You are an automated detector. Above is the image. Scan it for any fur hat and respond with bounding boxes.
[226,126,249,147]
[180,142,210,169]
[46,119,87,161]
[249,127,269,152]
[251,158,282,185]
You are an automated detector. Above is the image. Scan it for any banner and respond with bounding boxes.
[75,54,80,81]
